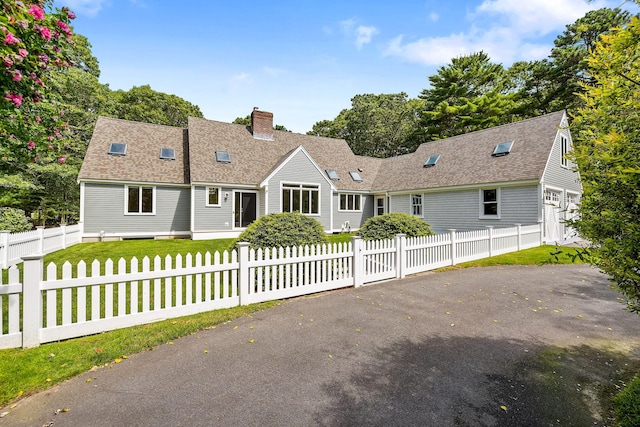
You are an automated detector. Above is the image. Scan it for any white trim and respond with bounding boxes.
[190,186,195,233]
[79,182,85,224]
[259,145,337,191]
[410,193,423,218]
[388,179,540,197]
[280,182,321,216]
[479,187,501,219]
[337,193,363,213]
[79,178,189,188]
[205,186,222,207]
[124,185,156,216]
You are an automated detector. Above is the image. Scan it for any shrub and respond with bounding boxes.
[231,212,328,250]
[0,207,32,233]
[358,212,434,241]
[615,373,640,427]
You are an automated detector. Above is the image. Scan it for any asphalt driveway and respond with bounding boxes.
[3,264,640,426]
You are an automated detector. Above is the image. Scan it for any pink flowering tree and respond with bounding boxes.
[1,0,76,165]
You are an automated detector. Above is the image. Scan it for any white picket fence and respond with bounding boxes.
[0,223,83,269]
[0,223,542,349]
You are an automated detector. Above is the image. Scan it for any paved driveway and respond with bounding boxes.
[3,265,640,426]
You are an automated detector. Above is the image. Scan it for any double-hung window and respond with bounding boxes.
[411,194,423,217]
[480,188,499,218]
[339,194,361,212]
[127,185,154,214]
[282,183,319,214]
[206,187,221,206]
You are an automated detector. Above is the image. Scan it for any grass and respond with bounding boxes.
[0,237,582,409]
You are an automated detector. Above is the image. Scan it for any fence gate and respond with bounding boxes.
[361,239,398,282]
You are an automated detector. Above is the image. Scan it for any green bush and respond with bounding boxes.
[615,373,640,427]
[231,212,328,250]
[358,212,434,241]
[0,207,32,233]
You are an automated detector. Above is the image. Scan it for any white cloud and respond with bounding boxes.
[262,66,287,77]
[60,0,109,17]
[384,0,621,66]
[355,25,380,49]
[340,19,379,49]
[429,12,440,23]
[228,73,251,90]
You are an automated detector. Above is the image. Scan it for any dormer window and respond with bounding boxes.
[215,151,231,163]
[349,171,363,182]
[108,142,127,156]
[326,169,340,180]
[492,141,514,157]
[423,154,440,168]
[159,148,175,160]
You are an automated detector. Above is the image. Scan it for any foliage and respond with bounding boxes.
[418,52,516,140]
[0,207,31,232]
[109,85,203,127]
[232,212,328,250]
[0,0,76,163]
[358,212,433,241]
[308,93,424,157]
[614,374,640,427]
[232,114,290,131]
[571,13,640,311]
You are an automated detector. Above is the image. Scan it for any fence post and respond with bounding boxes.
[448,229,457,266]
[22,254,43,348]
[514,224,522,251]
[60,223,67,249]
[351,236,363,287]
[237,242,250,306]
[36,226,44,254]
[0,230,9,269]
[395,234,406,279]
[486,226,494,257]
[539,221,544,246]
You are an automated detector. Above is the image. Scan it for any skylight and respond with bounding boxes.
[108,142,127,156]
[215,151,231,163]
[326,169,340,180]
[160,148,175,160]
[423,154,440,168]
[349,171,363,182]
[492,141,514,157]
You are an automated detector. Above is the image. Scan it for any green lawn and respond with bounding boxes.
[0,238,581,409]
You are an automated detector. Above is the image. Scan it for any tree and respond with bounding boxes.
[549,7,632,111]
[571,11,640,312]
[308,93,423,158]
[232,114,290,132]
[109,85,203,127]
[1,0,76,164]
[419,52,515,140]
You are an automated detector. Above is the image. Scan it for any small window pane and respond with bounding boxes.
[484,203,498,216]
[208,188,219,205]
[160,148,175,160]
[484,189,497,202]
[492,141,514,157]
[311,191,319,214]
[215,151,231,163]
[128,187,139,213]
[424,154,440,167]
[340,194,347,210]
[326,169,340,180]
[109,142,127,155]
[349,171,363,182]
[141,188,153,213]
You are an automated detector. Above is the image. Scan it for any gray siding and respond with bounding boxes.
[83,183,190,235]
[264,150,333,230]
[333,194,374,230]
[391,186,540,234]
[192,186,234,231]
[542,128,582,193]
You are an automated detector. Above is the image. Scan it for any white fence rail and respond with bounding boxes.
[0,223,83,269]
[1,224,542,349]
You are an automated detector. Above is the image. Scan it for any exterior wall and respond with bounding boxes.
[82,183,191,237]
[390,185,540,234]
[192,186,235,231]
[542,127,582,193]
[263,150,333,230]
[332,193,374,231]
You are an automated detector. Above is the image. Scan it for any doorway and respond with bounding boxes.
[234,191,257,228]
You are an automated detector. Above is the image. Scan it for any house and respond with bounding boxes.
[78,108,581,243]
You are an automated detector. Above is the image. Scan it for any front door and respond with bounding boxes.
[234,192,257,228]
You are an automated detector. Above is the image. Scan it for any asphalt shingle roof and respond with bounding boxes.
[79,110,566,193]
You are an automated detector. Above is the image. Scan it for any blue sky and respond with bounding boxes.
[55,0,637,133]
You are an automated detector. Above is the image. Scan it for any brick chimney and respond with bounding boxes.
[250,107,274,140]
